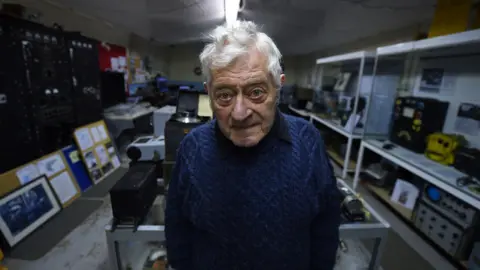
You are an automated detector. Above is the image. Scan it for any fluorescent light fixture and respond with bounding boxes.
[225,0,241,25]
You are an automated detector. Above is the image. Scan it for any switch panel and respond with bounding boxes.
[422,184,479,228]
[414,203,473,259]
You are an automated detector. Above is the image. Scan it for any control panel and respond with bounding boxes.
[414,203,470,258]
[422,184,478,228]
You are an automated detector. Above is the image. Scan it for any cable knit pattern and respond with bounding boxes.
[165,113,340,270]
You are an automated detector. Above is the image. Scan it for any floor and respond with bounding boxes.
[3,159,456,270]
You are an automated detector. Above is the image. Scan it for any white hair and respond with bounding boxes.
[199,21,283,88]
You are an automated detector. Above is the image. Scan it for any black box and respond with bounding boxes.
[110,162,158,226]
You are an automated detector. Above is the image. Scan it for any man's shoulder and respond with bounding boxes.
[282,113,321,143]
[179,120,215,152]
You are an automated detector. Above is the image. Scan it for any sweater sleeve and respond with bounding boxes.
[165,141,193,270]
[310,131,341,270]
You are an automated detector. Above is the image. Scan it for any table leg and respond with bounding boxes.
[368,237,387,270]
[106,234,121,270]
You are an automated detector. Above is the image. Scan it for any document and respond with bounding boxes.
[111,156,121,168]
[97,125,109,140]
[16,164,40,185]
[36,154,66,177]
[390,179,419,210]
[50,172,78,204]
[95,145,109,166]
[90,127,101,143]
[74,128,94,151]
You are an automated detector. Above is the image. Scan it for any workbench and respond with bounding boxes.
[105,178,389,270]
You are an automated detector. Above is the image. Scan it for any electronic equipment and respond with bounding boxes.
[164,112,210,161]
[454,147,480,180]
[293,87,314,110]
[425,133,464,166]
[421,183,479,228]
[153,105,177,137]
[413,182,480,260]
[126,136,165,162]
[338,186,366,222]
[390,97,449,153]
[110,162,159,231]
[100,71,126,109]
[413,202,477,259]
[362,161,399,188]
[66,32,102,126]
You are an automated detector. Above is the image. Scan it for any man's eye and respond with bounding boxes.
[217,92,232,101]
[250,88,265,98]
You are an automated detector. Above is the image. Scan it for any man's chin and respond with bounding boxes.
[230,135,262,148]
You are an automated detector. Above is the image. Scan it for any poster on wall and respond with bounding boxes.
[73,120,121,184]
[454,103,480,136]
[419,68,456,95]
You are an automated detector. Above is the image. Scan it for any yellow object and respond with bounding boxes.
[425,133,462,165]
[429,0,479,37]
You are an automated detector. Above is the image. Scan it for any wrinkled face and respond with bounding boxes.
[205,49,284,147]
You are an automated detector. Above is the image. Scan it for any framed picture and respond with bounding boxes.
[0,175,61,247]
[334,73,352,92]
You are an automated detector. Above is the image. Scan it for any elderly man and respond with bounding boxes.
[165,21,340,270]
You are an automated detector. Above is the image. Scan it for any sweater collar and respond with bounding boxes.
[214,109,291,157]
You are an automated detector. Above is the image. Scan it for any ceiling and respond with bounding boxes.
[21,0,437,54]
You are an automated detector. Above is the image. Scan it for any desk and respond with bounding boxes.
[105,179,389,270]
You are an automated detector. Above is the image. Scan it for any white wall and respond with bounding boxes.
[128,33,169,76]
[166,43,204,81]
[412,55,480,148]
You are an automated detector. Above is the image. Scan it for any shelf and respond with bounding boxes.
[311,113,362,139]
[362,139,480,210]
[316,50,376,64]
[287,105,310,117]
[363,182,413,221]
[327,149,356,172]
[376,28,480,56]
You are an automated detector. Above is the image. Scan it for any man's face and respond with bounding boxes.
[205,49,284,147]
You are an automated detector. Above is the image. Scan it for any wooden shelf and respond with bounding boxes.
[363,182,414,221]
[327,149,356,172]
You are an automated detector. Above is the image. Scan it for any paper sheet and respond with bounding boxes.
[16,164,40,185]
[110,57,119,71]
[69,151,80,163]
[36,154,66,177]
[111,156,121,168]
[95,145,109,166]
[50,171,78,204]
[74,128,94,151]
[97,125,108,140]
[89,127,101,143]
[390,179,419,210]
[197,95,212,117]
[118,56,126,68]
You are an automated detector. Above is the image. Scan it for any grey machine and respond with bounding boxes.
[125,105,176,162]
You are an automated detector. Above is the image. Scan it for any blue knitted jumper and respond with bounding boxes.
[165,112,340,270]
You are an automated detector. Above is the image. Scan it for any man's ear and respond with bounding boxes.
[280,74,286,86]
[204,82,209,93]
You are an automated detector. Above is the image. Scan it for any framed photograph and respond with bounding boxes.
[0,175,61,247]
[334,73,352,92]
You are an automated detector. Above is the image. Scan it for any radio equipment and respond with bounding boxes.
[66,32,102,126]
[110,162,159,231]
[413,183,480,260]
[390,97,449,153]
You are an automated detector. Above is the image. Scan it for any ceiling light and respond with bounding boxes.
[225,0,241,26]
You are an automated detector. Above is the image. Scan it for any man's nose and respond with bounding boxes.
[231,96,251,121]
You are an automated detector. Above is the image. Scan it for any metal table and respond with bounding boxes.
[337,178,390,270]
[105,179,389,270]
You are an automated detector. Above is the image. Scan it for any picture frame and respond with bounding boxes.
[0,175,61,247]
[334,72,352,92]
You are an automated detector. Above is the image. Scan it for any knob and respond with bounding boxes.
[458,213,466,220]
